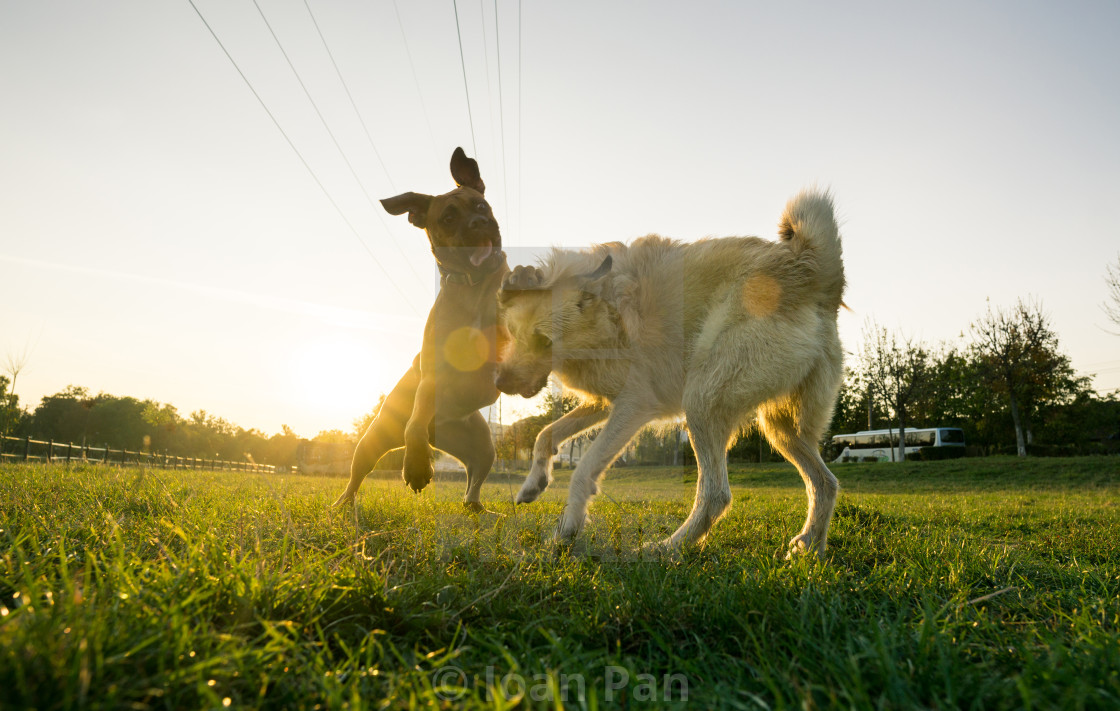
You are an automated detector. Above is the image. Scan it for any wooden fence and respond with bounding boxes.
[0,434,276,473]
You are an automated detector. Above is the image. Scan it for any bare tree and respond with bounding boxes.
[1105,254,1120,334]
[1,348,32,436]
[857,321,932,461]
[971,298,1065,457]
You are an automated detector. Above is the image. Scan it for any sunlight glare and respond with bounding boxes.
[289,334,385,432]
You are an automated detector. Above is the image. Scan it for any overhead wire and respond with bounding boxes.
[518,0,523,244]
[493,0,509,227]
[301,0,395,192]
[250,0,426,286]
[186,0,419,315]
[391,0,439,162]
[479,0,498,175]
[452,0,478,157]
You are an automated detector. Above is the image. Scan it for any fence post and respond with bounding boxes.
[104,443,110,464]
[48,439,54,463]
[24,437,30,461]
[66,442,73,464]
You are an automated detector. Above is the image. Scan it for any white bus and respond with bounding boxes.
[831,427,965,462]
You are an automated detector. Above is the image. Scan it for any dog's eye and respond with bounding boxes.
[532,333,552,350]
[476,202,488,213]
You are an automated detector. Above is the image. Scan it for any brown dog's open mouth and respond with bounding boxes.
[469,241,494,267]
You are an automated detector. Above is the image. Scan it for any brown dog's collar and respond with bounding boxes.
[439,270,481,286]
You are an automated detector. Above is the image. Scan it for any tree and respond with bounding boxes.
[856,322,932,461]
[1105,254,1120,334]
[0,375,24,438]
[313,429,351,444]
[828,366,884,435]
[493,389,582,465]
[352,395,387,440]
[30,386,94,444]
[971,298,1070,457]
[2,348,31,436]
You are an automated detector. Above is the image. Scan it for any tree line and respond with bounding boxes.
[835,298,1117,459]
[0,382,372,469]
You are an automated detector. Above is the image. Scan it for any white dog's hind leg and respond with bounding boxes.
[760,404,839,559]
[517,402,610,504]
[656,414,734,550]
[554,401,650,542]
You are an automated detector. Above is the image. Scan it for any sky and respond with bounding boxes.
[2,0,1119,439]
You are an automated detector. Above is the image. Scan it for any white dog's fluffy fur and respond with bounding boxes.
[496,189,845,556]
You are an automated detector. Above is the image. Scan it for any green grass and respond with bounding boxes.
[1,457,1118,709]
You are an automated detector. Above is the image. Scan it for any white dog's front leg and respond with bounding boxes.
[516,401,610,504]
[553,401,650,542]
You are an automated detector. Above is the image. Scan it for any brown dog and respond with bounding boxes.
[332,148,508,511]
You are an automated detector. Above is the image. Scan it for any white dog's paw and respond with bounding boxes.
[552,510,589,543]
[514,470,550,504]
[514,485,542,504]
[785,533,825,560]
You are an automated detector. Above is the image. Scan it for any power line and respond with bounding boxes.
[301,0,395,192]
[391,0,439,161]
[518,0,523,244]
[479,0,497,174]
[187,0,419,315]
[250,0,425,286]
[494,0,509,227]
[452,0,478,156]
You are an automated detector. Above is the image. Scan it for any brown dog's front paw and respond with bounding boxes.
[502,265,545,292]
[402,453,434,493]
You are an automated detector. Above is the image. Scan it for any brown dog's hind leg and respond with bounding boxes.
[332,419,405,508]
[433,410,496,511]
[332,364,419,508]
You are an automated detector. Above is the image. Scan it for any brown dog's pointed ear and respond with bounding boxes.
[450,147,485,194]
[381,192,433,228]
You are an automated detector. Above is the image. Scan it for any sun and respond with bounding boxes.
[288,334,386,432]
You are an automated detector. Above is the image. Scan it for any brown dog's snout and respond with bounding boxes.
[465,214,497,238]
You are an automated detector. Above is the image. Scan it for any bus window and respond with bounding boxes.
[939,429,965,444]
[906,430,935,447]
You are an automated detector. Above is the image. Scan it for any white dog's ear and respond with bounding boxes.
[580,255,612,283]
[577,256,612,311]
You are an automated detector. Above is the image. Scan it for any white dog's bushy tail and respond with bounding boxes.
[778,189,845,311]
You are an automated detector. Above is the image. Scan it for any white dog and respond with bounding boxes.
[495,189,845,556]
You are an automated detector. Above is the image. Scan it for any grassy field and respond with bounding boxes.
[1,457,1118,709]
